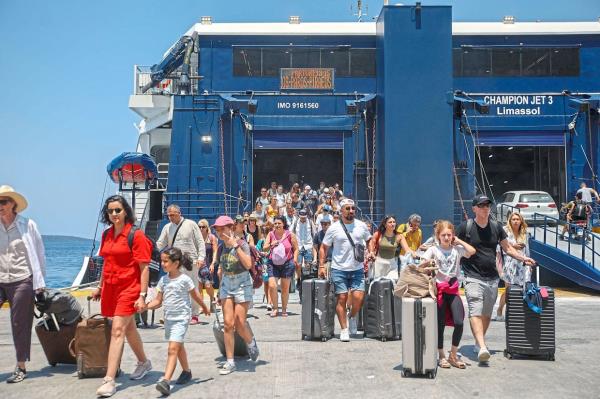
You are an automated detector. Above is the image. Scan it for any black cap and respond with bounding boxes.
[472,194,492,206]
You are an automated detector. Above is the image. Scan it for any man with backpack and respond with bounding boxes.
[156,205,206,325]
[567,192,593,239]
[456,194,536,365]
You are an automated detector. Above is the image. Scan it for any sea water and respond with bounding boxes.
[42,235,98,288]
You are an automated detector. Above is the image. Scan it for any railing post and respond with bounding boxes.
[542,215,547,244]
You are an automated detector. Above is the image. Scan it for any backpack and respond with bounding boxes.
[465,218,501,243]
[216,240,264,289]
[270,231,291,266]
[102,225,161,285]
[572,202,587,220]
[291,219,314,241]
[34,289,84,327]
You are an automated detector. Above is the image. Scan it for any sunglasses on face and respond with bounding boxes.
[107,208,123,215]
[344,207,356,211]
[477,203,491,209]
[199,225,208,229]
[0,199,11,206]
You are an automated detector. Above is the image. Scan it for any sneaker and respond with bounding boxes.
[340,328,350,342]
[175,370,192,385]
[216,361,227,369]
[155,379,171,396]
[96,377,116,397]
[348,316,358,335]
[219,362,236,375]
[493,314,505,322]
[130,359,152,380]
[6,367,26,384]
[247,338,260,362]
[266,304,273,312]
[478,347,491,363]
[190,316,200,325]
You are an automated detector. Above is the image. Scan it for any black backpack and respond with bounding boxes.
[34,289,83,327]
[572,202,587,220]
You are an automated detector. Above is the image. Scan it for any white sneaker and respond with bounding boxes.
[348,316,358,335]
[96,377,116,397]
[478,347,491,363]
[340,328,350,342]
[130,359,152,380]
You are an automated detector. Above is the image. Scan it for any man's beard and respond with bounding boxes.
[344,214,354,222]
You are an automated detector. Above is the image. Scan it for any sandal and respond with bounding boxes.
[438,358,451,369]
[281,312,288,317]
[448,356,466,369]
[269,311,278,318]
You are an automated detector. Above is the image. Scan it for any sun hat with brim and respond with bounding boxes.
[212,215,234,228]
[0,185,28,213]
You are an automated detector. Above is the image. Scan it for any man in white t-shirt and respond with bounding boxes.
[319,198,372,342]
[576,182,600,204]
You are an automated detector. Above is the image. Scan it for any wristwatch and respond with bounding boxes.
[139,292,147,298]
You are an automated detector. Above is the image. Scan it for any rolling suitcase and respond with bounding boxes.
[301,278,335,341]
[504,285,556,361]
[364,279,402,341]
[69,297,119,378]
[35,317,78,366]
[212,309,252,357]
[401,297,438,378]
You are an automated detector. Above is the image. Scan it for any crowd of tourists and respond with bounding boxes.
[0,183,539,397]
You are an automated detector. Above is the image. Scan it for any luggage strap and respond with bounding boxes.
[523,282,543,314]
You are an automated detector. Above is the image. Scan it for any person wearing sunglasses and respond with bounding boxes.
[319,198,372,342]
[198,219,218,311]
[0,186,46,384]
[456,194,535,366]
[92,195,153,397]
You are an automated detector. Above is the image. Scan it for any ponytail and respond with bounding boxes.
[163,247,193,271]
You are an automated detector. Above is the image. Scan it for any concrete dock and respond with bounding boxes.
[1,291,599,399]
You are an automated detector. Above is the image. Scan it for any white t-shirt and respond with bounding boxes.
[577,187,594,203]
[422,244,466,284]
[157,273,196,321]
[322,220,371,272]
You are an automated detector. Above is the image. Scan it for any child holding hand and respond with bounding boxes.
[147,247,211,396]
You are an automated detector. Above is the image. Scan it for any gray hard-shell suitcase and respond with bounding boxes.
[301,278,335,341]
[504,285,556,361]
[401,297,438,378]
[364,278,402,341]
[212,309,252,358]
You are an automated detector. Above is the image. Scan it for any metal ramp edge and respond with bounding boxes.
[529,238,600,291]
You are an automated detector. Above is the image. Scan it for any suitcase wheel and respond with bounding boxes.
[381,337,387,342]
[504,349,513,359]
[401,369,410,378]
[548,354,555,361]
[321,337,327,342]
[428,371,435,379]
[49,362,57,367]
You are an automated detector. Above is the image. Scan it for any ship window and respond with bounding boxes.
[291,48,320,68]
[453,46,579,77]
[321,48,350,77]
[233,48,261,77]
[262,48,291,76]
[350,48,376,77]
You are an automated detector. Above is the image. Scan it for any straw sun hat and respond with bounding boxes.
[0,185,28,213]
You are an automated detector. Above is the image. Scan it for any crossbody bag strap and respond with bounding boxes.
[340,222,356,248]
[169,220,185,247]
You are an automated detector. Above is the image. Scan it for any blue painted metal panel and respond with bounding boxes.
[475,130,566,146]
[377,5,454,227]
[529,239,600,291]
[253,131,343,149]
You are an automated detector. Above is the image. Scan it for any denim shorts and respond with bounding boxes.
[164,319,189,343]
[267,260,295,279]
[198,266,213,285]
[330,268,366,294]
[298,248,313,264]
[219,272,254,304]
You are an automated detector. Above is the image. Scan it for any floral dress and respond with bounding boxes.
[500,226,530,286]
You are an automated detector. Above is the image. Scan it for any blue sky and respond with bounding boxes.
[1,0,600,238]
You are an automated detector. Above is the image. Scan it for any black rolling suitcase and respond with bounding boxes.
[504,284,556,360]
[364,279,402,341]
[301,278,335,341]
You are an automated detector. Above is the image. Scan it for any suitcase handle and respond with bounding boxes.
[68,338,76,358]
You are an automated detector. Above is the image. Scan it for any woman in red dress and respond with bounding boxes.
[92,195,153,397]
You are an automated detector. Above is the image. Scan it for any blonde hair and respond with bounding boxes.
[198,219,209,227]
[506,212,528,243]
[434,220,455,240]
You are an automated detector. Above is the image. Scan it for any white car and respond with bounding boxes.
[495,190,560,224]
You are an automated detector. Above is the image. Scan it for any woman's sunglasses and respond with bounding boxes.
[107,208,123,215]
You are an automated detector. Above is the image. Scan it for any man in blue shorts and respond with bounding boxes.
[319,198,372,342]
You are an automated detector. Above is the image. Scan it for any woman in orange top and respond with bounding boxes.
[91,195,153,397]
[266,196,279,222]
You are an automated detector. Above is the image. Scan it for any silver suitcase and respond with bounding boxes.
[401,297,438,378]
